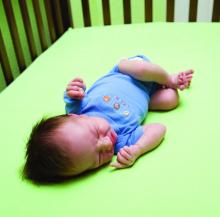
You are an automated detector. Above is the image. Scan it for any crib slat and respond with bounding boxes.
[212,0,220,21]
[145,0,152,22]
[153,0,166,22]
[12,0,32,67]
[123,0,131,24]
[60,0,73,29]
[174,0,190,22]
[102,0,111,25]
[89,0,104,26]
[44,0,57,41]
[69,0,84,28]
[51,0,65,36]
[0,29,13,85]
[38,1,52,46]
[3,0,26,72]
[131,0,145,24]
[82,0,91,26]
[32,0,48,51]
[197,0,213,22]
[19,0,38,60]
[109,0,124,25]
[26,1,42,55]
[166,0,175,22]
[0,63,7,91]
[0,1,20,80]
[189,0,198,22]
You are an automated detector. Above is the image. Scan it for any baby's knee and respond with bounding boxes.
[166,89,179,110]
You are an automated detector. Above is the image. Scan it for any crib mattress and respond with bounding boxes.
[1,23,220,217]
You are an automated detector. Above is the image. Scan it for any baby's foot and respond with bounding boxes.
[168,69,194,90]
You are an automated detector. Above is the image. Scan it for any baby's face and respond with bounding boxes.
[57,115,117,176]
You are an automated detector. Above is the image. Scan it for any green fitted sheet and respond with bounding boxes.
[1,23,220,217]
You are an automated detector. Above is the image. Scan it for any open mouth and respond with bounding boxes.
[109,130,117,145]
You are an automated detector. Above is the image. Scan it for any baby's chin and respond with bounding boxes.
[100,149,114,166]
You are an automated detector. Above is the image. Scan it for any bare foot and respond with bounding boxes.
[166,69,194,90]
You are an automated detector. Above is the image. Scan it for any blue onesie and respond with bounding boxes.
[64,55,161,154]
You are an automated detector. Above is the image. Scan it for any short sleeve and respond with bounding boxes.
[114,126,144,154]
[63,91,82,114]
[128,54,150,62]
[127,126,144,146]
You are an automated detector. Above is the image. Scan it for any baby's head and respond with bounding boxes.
[23,114,117,183]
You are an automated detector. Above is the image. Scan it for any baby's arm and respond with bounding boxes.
[64,77,86,114]
[118,59,193,90]
[119,59,172,86]
[110,123,166,168]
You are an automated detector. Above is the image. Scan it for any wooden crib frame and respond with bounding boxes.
[0,0,219,92]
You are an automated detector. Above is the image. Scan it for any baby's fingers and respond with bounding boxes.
[66,78,85,99]
[110,161,127,169]
[110,147,135,169]
[68,77,86,90]
[68,81,85,90]
[119,146,132,160]
[67,90,84,99]
[72,77,84,82]
[115,149,132,166]
[66,85,84,92]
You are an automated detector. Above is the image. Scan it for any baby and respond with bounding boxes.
[23,55,193,183]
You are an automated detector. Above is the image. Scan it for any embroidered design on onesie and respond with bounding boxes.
[103,95,110,102]
[114,103,120,110]
[122,111,130,116]
[103,95,130,117]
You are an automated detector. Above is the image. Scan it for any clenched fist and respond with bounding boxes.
[66,77,86,100]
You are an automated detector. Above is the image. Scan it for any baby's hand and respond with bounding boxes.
[110,145,140,169]
[66,77,86,100]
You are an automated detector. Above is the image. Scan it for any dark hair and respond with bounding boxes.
[23,115,73,183]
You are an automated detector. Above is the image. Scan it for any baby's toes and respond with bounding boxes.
[179,85,185,90]
[186,75,193,83]
[178,75,187,85]
[187,75,193,83]
[178,72,186,81]
[178,77,184,85]
[186,69,194,75]
[186,80,191,88]
[177,70,193,90]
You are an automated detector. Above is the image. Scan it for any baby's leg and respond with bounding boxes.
[119,59,193,90]
[149,69,194,111]
[149,88,179,111]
